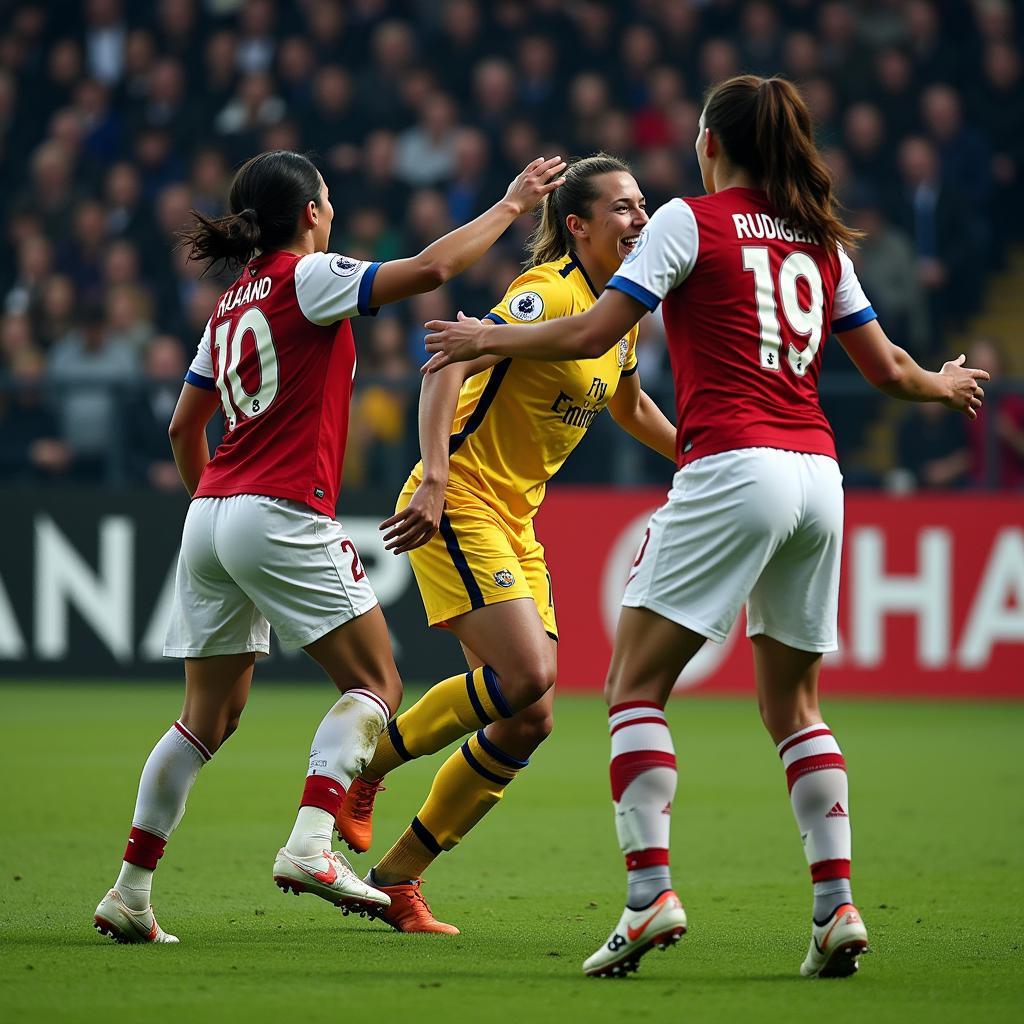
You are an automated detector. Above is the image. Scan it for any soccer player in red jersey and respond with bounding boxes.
[93,149,565,944]
[422,76,989,978]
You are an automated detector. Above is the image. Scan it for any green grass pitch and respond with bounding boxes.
[1,683,1021,1023]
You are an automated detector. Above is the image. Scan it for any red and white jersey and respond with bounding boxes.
[185,250,381,516]
[607,187,876,467]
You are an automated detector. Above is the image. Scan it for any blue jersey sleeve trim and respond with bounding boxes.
[357,261,382,317]
[831,305,877,333]
[184,370,216,390]
[607,275,660,311]
[483,311,509,325]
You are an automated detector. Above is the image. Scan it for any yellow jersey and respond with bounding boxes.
[410,253,639,532]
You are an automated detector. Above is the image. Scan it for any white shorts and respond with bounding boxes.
[622,448,844,653]
[163,494,379,658]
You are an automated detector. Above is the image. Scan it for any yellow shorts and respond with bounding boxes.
[398,480,557,640]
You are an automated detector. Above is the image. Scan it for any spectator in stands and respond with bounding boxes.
[395,93,459,188]
[347,317,415,488]
[964,338,1024,489]
[849,198,930,356]
[894,136,979,335]
[48,303,137,479]
[34,274,78,350]
[5,233,53,317]
[893,400,971,490]
[0,347,71,483]
[123,335,186,491]
[974,41,1024,260]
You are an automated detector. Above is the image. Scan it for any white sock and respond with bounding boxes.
[115,861,155,911]
[132,721,211,839]
[777,723,853,920]
[285,689,389,854]
[608,702,677,908]
[309,689,390,788]
[285,806,336,859]
[114,722,210,909]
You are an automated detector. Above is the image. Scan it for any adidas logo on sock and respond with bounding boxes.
[826,802,848,818]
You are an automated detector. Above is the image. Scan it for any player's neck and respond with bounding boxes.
[573,247,614,292]
[283,234,317,258]
[712,165,761,194]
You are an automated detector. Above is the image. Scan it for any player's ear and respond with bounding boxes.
[702,127,716,160]
[566,213,586,240]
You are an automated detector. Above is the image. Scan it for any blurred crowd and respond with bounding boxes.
[0,0,1022,492]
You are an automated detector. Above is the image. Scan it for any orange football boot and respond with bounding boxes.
[336,777,385,853]
[371,878,460,935]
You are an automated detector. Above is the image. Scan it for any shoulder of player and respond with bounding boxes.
[494,260,573,324]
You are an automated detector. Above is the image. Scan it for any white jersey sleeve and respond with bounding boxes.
[294,252,382,326]
[607,198,700,311]
[184,319,216,390]
[831,247,877,332]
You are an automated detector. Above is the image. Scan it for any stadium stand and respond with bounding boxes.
[0,0,1021,490]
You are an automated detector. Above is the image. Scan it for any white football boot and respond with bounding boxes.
[93,889,179,944]
[273,847,390,916]
[582,890,687,978]
[800,903,869,978]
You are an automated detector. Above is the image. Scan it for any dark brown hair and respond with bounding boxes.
[178,150,323,272]
[703,75,860,251]
[525,152,632,268]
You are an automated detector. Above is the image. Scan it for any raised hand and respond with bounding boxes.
[504,156,567,216]
[939,353,991,420]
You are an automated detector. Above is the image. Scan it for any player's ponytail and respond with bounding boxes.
[178,150,323,273]
[524,152,632,269]
[704,75,860,252]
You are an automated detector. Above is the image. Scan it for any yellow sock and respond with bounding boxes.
[374,729,528,881]
[364,666,513,778]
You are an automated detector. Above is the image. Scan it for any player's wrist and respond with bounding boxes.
[498,196,525,219]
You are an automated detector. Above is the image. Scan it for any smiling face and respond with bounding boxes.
[570,171,648,274]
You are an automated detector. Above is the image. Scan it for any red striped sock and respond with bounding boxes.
[609,701,677,907]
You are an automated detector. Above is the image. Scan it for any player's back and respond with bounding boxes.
[612,188,874,467]
[188,250,379,515]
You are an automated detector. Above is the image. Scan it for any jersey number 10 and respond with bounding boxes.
[742,247,824,377]
[212,307,280,428]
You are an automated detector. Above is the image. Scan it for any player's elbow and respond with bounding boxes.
[415,257,452,290]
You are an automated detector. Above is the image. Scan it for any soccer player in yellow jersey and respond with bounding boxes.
[336,155,677,931]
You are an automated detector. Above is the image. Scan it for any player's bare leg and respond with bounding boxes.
[584,608,703,976]
[95,653,255,944]
[354,603,555,932]
[753,634,868,977]
[274,606,401,915]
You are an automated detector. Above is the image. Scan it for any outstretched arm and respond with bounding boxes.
[422,289,647,372]
[608,372,676,462]
[369,157,565,307]
[837,320,989,418]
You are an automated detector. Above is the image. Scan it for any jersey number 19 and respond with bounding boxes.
[742,247,824,377]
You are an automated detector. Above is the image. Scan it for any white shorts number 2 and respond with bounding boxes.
[164,494,379,658]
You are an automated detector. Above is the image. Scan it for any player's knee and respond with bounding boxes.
[507,657,556,707]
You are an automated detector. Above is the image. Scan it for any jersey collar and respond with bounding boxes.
[563,252,600,300]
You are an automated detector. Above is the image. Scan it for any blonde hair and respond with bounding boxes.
[524,153,632,268]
